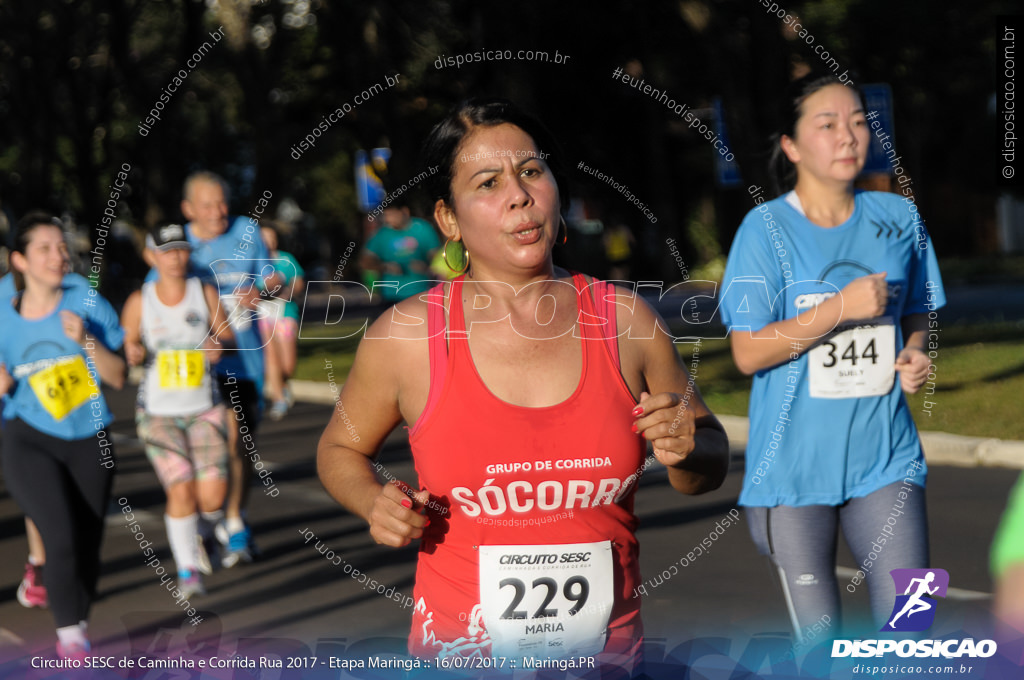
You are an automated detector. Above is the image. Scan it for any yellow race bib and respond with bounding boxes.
[28,355,98,421]
[156,350,206,389]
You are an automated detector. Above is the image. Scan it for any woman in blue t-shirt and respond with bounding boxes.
[0,212,125,659]
[720,74,945,641]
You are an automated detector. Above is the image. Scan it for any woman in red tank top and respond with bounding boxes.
[317,99,729,674]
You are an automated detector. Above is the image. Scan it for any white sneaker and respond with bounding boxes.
[195,535,215,575]
[177,569,206,600]
[268,400,289,421]
[215,522,254,568]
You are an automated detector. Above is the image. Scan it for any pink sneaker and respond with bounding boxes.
[17,562,47,608]
[56,639,90,663]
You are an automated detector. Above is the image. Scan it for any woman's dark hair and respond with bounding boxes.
[421,98,569,215]
[768,72,866,196]
[10,210,64,292]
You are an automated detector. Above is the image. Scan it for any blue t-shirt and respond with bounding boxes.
[146,216,270,386]
[720,191,946,507]
[0,273,121,335]
[0,284,124,439]
[0,271,90,298]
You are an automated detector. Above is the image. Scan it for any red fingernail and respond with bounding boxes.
[631,423,638,434]
[401,498,412,508]
[425,519,431,527]
[632,406,643,416]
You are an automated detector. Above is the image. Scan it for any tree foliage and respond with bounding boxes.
[0,0,1013,287]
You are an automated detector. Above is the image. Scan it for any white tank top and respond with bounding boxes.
[139,278,217,416]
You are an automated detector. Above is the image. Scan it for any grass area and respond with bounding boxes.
[675,337,749,420]
[680,321,1024,441]
[292,321,365,383]
[899,322,1024,440]
[293,317,1024,441]
[936,255,1024,285]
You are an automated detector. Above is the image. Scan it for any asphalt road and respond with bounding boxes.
[1,383,1020,678]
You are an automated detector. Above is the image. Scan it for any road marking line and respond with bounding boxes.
[106,508,160,525]
[0,627,25,646]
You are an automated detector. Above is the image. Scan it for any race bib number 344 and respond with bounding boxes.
[809,318,895,399]
[479,541,613,659]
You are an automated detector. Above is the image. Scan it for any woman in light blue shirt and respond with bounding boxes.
[0,211,125,659]
[721,74,944,641]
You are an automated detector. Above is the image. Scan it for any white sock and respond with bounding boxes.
[165,514,199,573]
[225,516,245,535]
[56,624,88,649]
[28,555,43,567]
[199,510,224,539]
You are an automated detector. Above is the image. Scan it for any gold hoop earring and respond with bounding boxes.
[442,238,470,274]
[559,216,568,245]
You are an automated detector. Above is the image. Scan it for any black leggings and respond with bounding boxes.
[1,419,114,628]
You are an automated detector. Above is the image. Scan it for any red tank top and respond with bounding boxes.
[407,273,647,661]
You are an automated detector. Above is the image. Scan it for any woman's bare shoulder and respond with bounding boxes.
[579,277,664,341]
[363,286,445,344]
[345,289,442,420]
[352,286,445,386]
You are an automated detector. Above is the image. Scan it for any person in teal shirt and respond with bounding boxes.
[361,201,440,302]
[258,223,304,419]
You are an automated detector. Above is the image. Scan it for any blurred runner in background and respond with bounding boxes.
[176,172,275,566]
[258,223,303,420]
[0,212,125,659]
[360,196,439,302]
[122,223,232,598]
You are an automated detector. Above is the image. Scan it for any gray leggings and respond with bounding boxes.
[745,480,929,640]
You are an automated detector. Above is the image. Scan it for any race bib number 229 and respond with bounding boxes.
[479,541,613,659]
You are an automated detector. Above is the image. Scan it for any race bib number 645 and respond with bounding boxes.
[28,355,98,421]
[479,541,613,659]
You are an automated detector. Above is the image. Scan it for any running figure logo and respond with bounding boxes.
[882,568,949,632]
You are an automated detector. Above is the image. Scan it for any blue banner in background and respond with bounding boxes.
[713,97,743,187]
[862,83,896,174]
[356,147,391,213]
